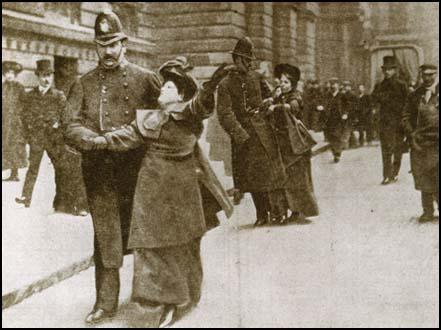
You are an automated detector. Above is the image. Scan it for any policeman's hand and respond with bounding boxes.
[92,136,108,150]
[52,122,59,129]
[342,114,348,120]
[317,105,324,112]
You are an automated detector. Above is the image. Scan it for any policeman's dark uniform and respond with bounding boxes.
[64,11,161,315]
[372,56,408,183]
[18,60,66,207]
[356,91,374,145]
[217,37,286,223]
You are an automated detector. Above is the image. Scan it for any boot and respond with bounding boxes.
[420,192,435,222]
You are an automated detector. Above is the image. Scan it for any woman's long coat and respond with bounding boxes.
[2,81,27,170]
[103,95,234,249]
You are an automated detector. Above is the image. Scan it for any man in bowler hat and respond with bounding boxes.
[64,10,161,324]
[372,56,408,185]
[2,61,27,181]
[16,60,66,208]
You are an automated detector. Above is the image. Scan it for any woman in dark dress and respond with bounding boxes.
[267,64,319,224]
[2,61,27,181]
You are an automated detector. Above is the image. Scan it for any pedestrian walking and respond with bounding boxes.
[323,78,349,163]
[266,64,319,224]
[217,37,287,227]
[402,64,439,222]
[15,60,66,209]
[340,81,359,149]
[87,60,234,327]
[372,56,408,185]
[305,79,325,132]
[2,61,27,181]
[64,11,162,324]
[356,84,375,146]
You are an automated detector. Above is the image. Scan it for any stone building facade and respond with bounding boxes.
[2,2,156,88]
[2,2,439,90]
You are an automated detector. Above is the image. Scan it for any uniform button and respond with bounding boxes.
[105,112,109,116]
[123,72,127,77]
[124,96,129,101]
[123,82,128,88]
[103,99,108,103]
[195,168,202,174]
[124,111,129,115]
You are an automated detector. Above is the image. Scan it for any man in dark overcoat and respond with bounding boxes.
[372,56,408,185]
[64,11,161,324]
[2,61,27,181]
[323,78,349,163]
[356,84,375,146]
[15,60,66,208]
[305,79,325,132]
[340,81,359,149]
[217,37,287,226]
[402,64,439,222]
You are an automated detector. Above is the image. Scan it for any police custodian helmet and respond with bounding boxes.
[94,10,128,46]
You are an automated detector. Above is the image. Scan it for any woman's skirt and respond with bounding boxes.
[131,238,203,323]
[269,154,319,218]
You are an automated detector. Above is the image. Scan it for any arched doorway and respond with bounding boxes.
[370,45,424,89]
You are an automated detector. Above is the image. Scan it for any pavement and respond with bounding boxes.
[2,143,439,328]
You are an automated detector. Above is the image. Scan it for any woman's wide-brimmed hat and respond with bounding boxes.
[274,63,301,82]
[159,60,198,102]
[2,61,23,74]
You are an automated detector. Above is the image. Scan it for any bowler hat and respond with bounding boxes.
[159,61,198,102]
[381,56,398,69]
[35,60,54,75]
[94,11,128,46]
[420,64,437,74]
[230,37,256,60]
[2,61,23,74]
[274,63,301,82]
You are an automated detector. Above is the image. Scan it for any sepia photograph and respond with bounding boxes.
[2,2,439,328]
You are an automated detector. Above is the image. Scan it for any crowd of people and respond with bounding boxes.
[2,9,438,328]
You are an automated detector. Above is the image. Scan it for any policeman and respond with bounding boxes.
[64,11,161,324]
[2,61,27,181]
[217,37,286,226]
[402,64,439,222]
[15,60,66,208]
[340,80,359,149]
[372,56,408,185]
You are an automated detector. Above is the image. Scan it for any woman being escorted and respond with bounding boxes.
[86,61,233,327]
[267,64,319,224]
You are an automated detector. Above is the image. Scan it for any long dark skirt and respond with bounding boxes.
[131,238,203,323]
[269,154,319,218]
